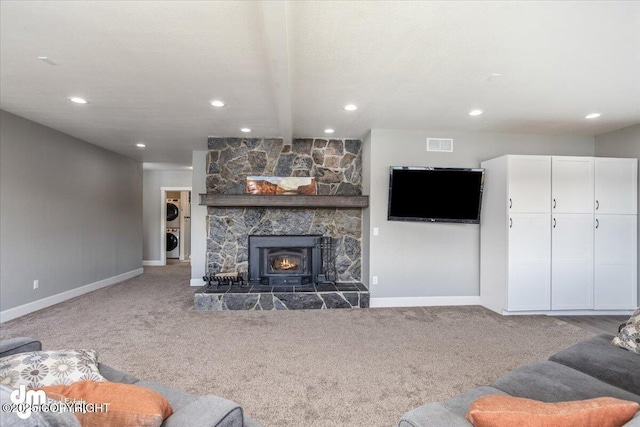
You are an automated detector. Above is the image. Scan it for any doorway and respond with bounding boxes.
[161,187,192,266]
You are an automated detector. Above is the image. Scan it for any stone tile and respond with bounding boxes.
[273,297,288,310]
[343,292,359,307]
[224,294,259,310]
[292,139,313,155]
[274,293,324,310]
[359,293,370,308]
[313,138,328,148]
[345,139,361,154]
[259,293,274,310]
[355,283,369,292]
[207,137,227,150]
[326,139,344,155]
[315,283,338,292]
[194,294,223,311]
[320,293,352,309]
[251,285,273,293]
[335,283,359,291]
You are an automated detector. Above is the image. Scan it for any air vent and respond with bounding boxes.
[426,138,453,152]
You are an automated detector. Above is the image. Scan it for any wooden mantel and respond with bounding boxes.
[199,194,369,208]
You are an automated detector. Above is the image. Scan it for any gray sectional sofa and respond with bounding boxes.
[398,333,640,426]
[0,337,261,427]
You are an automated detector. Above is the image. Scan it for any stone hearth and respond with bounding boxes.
[194,283,369,311]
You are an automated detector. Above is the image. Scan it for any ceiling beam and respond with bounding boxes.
[260,0,293,144]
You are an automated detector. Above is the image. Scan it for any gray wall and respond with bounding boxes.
[366,129,595,299]
[0,110,142,312]
[595,123,640,305]
[142,169,192,261]
[361,131,372,289]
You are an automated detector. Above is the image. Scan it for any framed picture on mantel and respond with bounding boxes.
[246,176,317,195]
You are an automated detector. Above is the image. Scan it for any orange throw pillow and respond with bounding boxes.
[466,395,639,427]
[38,380,173,427]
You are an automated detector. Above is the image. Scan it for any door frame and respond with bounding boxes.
[160,186,192,266]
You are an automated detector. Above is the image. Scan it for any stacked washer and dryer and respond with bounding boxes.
[166,199,180,259]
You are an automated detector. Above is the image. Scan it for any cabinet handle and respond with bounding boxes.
[553,218,556,228]
[596,200,599,210]
[595,219,599,229]
[509,218,513,228]
[553,198,556,209]
[509,198,512,209]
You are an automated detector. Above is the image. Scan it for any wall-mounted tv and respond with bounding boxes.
[388,166,485,224]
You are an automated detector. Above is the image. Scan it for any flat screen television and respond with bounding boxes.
[388,166,485,224]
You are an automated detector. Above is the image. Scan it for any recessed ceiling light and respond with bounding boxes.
[210,100,225,107]
[469,109,483,116]
[585,113,601,119]
[136,143,146,148]
[344,104,358,111]
[324,128,335,134]
[240,128,251,133]
[68,97,88,104]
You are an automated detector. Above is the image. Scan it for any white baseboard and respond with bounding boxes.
[370,296,482,308]
[190,278,205,286]
[0,268,144,323]
[143,260,164,266]
[501,309,635,316]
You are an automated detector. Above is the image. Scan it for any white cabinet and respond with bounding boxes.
[594,215,638,309]
[481,154,637,315]
[508,156,551,213]
[507,214,551,310]
[552,157,594,213]
[551,214,594,310]
[595,158,638,214]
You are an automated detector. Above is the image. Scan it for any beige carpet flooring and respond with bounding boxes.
[1,264,596,427]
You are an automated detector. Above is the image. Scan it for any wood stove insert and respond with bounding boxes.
[249,235,329,287]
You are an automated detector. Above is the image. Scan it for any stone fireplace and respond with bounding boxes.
[194,136,369,310]
[205,137,363,281]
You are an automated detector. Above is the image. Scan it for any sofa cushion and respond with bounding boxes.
[492,361,640,404]
[613,308,640,355]
[134,380,199,413]
[98,363,140,384]
[398,402,472,427]
[0,349,106,388]
[160,395,245,427]
[549,334,640,395]
[396,386,506,427]
[0,384,81,427]
[466,395,639,427]
[0,338,42,358]
[441,386,509,418]
[41,380,173,427]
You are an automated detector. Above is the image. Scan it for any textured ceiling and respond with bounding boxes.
[1,1,639,166]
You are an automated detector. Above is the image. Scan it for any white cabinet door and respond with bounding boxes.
[594,215,638,309]
[507,214,551,310]
[595,158,638,214]
[508,156,551,213]
[551,214,594,310]
[552,156,594,214]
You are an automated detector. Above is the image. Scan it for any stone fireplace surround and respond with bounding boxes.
[195,136,369,310]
